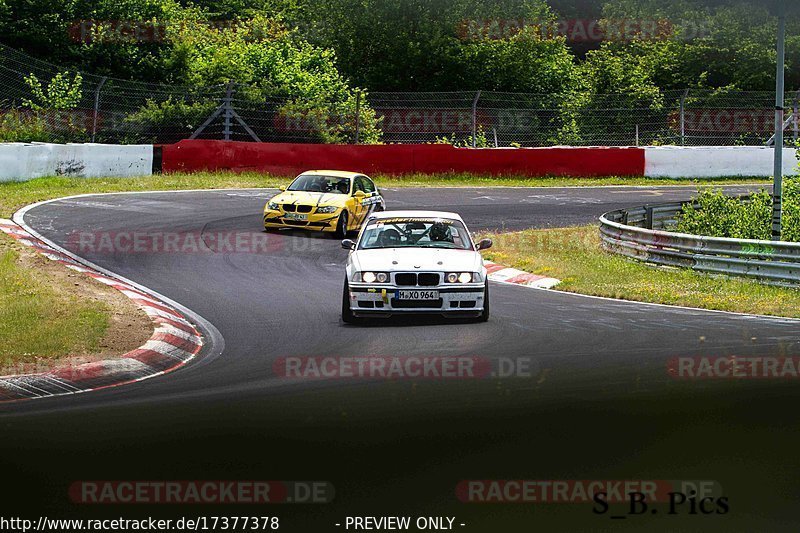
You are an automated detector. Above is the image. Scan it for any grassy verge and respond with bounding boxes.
[0,172,768,217]
[482,225,800,318]
[0,238,108,368]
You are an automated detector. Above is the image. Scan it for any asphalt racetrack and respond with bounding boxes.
[3,185,800,531]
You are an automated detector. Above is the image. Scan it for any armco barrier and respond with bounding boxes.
[159,140,646,177]
[600,201,800,285]
[0,142,154,182]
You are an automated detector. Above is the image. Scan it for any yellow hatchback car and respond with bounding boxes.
[264,170,385,238]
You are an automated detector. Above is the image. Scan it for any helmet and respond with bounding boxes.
[430,221,451,242]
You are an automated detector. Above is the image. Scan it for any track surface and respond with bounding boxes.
[3,185,800,531]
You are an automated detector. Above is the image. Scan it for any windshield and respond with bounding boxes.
[288,174,351,194]
[358,217,473,250]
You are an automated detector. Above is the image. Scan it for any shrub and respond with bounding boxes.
[0,110,50,142]
[123,98,219,144]
[675,181,800,242]
[782,177,800,242]
[675,188,772,240]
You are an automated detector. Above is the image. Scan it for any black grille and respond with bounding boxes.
[282,204,296,212]
[418,273,439,286]
[395,273,417,286]
[297,205,313,213]
[394,273,440,286]
[391,298,443,309]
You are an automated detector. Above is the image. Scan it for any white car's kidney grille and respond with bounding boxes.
[393,273,440,286]
[418,273,440,286]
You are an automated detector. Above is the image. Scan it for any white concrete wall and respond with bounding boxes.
[0,143,153,182]
[644,146,799,178]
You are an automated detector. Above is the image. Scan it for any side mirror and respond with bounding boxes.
[341,239,356,250]
[353,190,366,198]
[279,185,286,191]
[476,239,493,251]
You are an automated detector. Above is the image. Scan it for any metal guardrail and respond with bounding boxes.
[599,200,800,285]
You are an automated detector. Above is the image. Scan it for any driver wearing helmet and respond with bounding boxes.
[429,220,453,243]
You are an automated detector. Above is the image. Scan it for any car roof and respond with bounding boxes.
[368,210,464,222]
[297,170,366,179]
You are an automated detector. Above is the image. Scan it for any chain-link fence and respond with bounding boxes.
[1,42,798,147]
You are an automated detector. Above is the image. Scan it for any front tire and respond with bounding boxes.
[334,211,349,239]
[477,282,490,322]
[341,278,357,324]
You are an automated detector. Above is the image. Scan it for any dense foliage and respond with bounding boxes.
[675,182,800,242]
[0,0,798,144]
[2,0,796,92]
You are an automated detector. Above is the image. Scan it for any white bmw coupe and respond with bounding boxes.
[341,211,492,323]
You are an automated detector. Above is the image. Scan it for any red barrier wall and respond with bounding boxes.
[160,140,645,177]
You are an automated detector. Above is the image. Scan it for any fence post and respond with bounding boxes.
[635,124,639,146]
[793,89,799,144]
[91,76,108,143]
[772,7,786,241]
[222,82,234,141]
[679,88,689,146]
[354,90,361,144]
[472,90,481,148]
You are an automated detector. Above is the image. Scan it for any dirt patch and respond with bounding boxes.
[2,235,153,375]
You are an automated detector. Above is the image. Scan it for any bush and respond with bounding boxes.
[675,188,772,240]
[0,110,50,142]
[675,181,800,242]
[123,98,219,144]
[782,178,800,242]
[0,109,89,143]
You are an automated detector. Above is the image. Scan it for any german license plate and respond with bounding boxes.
[284,212,307,221]
[396,290,439,300]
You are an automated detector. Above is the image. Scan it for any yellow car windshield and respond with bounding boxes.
[288,175,350,194]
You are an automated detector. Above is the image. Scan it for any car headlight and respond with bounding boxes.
[316,205,338,214]
[267,201,280,210]
[357,271,389,283]
[446,272,477,283]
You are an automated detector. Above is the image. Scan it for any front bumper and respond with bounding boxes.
[264,210,340,232]
[348,283,486,317]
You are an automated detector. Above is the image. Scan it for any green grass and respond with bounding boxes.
[482,225,800,318]
[0,172,769,217]
[0,240,108,368]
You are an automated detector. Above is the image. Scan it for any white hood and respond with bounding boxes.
[352,247,483,273]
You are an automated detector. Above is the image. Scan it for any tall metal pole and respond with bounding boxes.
[471,90,481,148]
[223,82,234,141]
[680,88,689,146]
[772,8,786,240]
[91,76,108,143]
[793,89,798,144]
[354,90,361,144]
